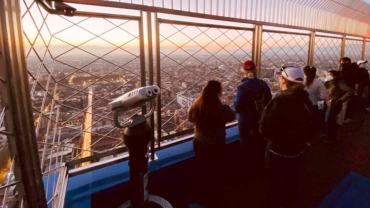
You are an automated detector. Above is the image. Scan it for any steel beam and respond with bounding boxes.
[63,0,366,39]
[340,35,346,58]
[361,38,366,60]
[308,31,316,66]
[155,13,162,147]
[253,25,263,76]
[0,0,47,207]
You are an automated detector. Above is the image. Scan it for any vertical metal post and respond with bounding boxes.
[340,35,346,58]
[0,0,47,207]
[155,14,162,147]
[361,38,366,60]
[139,12,147,116]
[139,12,147,88]
[253,25,263,76]
[307,31,315,66]
[146,12,156,156]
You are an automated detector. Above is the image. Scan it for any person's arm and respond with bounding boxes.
[259,99,279,140]
[234,86,251,113]
[262,82,272,106]
[338,81,354,102]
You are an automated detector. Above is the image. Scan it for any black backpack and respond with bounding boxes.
[249,81,266,119]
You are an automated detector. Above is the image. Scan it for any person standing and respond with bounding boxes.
[323,70,354,142]
[234,60,271,168]
[303,66,327,139]
[356,60,369,110]
[357,60,370,112]
[188,80,235,207]
[260,66,314,208]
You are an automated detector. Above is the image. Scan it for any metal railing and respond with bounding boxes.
[0,0,368,207]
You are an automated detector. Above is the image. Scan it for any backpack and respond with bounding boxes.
[249,81,266,119]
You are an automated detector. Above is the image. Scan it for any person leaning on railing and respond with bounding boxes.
[188,80,235,206]
[260,66,314,208]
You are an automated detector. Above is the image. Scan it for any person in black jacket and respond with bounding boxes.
[188,80,235,207]
[323,70,354,142]
[260,66,314,208]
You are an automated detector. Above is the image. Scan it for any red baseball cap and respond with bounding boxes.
[243,60,256,71]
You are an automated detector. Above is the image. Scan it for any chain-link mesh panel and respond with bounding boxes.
[21,0,142,205]
[314,36,341,77]
[365,41,370,64]
[0,103,20,207]
[345,39,362,62]
[159,22,253,139]
[261,32,309,92]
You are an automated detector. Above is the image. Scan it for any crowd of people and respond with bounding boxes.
[187,57,369,208]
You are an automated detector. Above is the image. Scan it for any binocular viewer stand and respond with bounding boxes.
[117,114,172,208]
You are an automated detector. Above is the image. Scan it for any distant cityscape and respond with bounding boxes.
[22,46,346,170]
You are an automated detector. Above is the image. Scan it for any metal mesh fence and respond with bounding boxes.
[365,41,370,64]
[314,36,341,77]
[0,105,20,207]
[10,0,370,206]
[345,39,363,63]
[158,21,253,139]
[261,31,309,92]
[21,0,142,205]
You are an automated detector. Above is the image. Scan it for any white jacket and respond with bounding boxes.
[305,79,328,105]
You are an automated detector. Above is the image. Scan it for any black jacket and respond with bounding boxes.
[189,104,235,145]
[260,88,314,155]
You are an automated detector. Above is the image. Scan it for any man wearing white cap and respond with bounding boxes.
[260,66,314,208]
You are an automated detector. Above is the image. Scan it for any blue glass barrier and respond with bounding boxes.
[65,125,240,208]
[320,172,370,208]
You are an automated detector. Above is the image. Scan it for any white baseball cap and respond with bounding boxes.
[357,60,367,65]
[280,66,305,84]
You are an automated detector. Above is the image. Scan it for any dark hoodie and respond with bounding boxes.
[260,87,314,155]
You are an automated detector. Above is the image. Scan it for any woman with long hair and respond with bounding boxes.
[189,80,235,147]
[188,80,235,207]
[261,66,314,208]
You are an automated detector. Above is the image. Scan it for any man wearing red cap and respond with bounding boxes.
[234,60,271,168]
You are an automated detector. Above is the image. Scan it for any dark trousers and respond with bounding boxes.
[266,152,302,208]
[193,139,226,207]
[239,123,265,170]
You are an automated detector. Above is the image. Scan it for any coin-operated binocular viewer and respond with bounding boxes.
[110,85,172,208]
